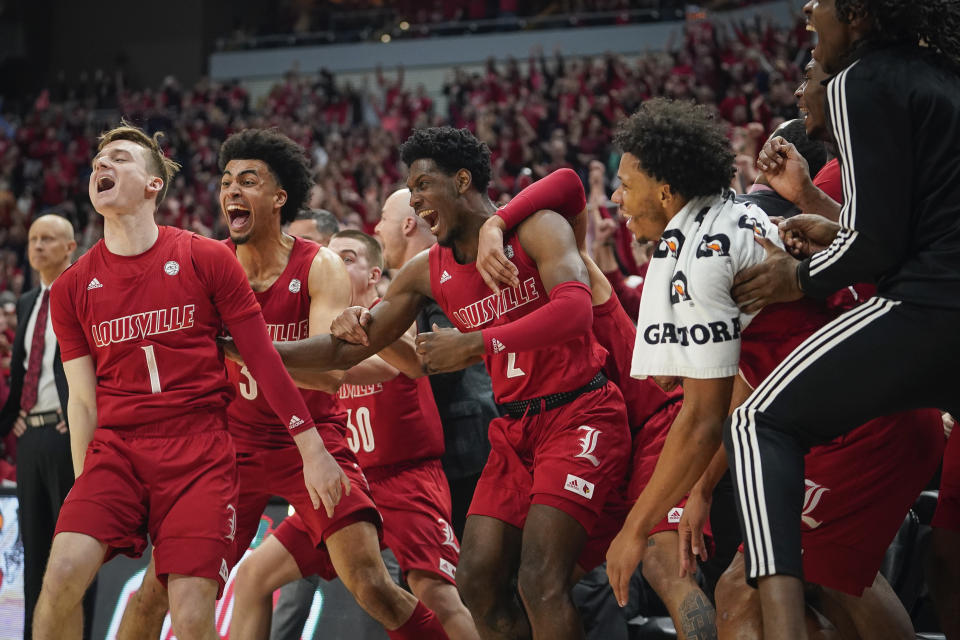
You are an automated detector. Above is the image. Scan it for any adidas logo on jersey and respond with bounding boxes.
[491,338,506,353]
[87,278,103,290]
[564,474,594,500]
[288,415,305,429]
[219,558,229,583]
[440,270,452,283]
[439,558,457,580]
[667,507,683,524]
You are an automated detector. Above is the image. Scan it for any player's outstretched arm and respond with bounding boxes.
[62,356,97,478]
[607,375,733,607]
[275,251,433,374]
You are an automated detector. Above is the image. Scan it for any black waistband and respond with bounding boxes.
[501,371,607,419]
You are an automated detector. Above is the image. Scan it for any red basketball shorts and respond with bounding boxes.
[232,423,380,565]
[800,409,943,595]
[468,382,631,571]
[627,398,714,544]
[275,459,460,584]
[56,413,238,597]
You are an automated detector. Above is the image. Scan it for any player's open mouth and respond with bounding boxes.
[419,209,440,234]
[227,204,251,230]
[96,175,116,193]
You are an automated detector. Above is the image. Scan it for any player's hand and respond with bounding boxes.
[477,215,519,294]
[217,336,244,364]
[652,375,681,392]
[678,492,711,578]
[12,412,26,437]
[731,237,804,314]
[54,411,67,434]
[301,445,352,518]
[415,323,484,374]
[779,214,840,259]
[331,306,373,346]
[943,412,954,439]
[756,137,814,206]
[606,525,647,608]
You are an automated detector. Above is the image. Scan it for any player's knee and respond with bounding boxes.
[640,537,678,594]
[130,579,170,619]
[169,603,212,640]
[714,561,756,631]
[516,557,568,614]
[342,563,397,611]
[234,557,273,599]
[40,552,86,602]
[456,553,498,613]
[411,576,464,622]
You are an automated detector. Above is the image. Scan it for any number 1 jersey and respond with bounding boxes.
[50,226,262,432]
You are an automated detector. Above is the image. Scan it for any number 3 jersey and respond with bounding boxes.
[428,233,606,404]
[50,226,262,432]
[222,237,347,451]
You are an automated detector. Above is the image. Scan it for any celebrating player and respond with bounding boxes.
[242,229,479,639]
[116,128,447,640]
[34,124,345,640]
[226,127,632,639]
[724,0,960,635]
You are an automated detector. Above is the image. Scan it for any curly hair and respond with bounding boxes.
[219,129,314,224]
[399,127,492,192]
[614,98,735,199]
[835,0,960,68]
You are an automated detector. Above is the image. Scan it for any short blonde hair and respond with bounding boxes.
[98,122,182,204]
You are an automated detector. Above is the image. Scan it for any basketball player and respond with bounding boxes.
[35,124,346,640]
[724,1,960,633]
[242,229,479,639]
[117,128,447,640]
[225,126,632,640]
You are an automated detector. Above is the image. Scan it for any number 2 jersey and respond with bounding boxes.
[428,232,607,403]
[222,237,347,451]
[51,226,262,432]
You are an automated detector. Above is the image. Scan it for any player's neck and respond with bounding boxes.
[451,196,497,264]
[235,231,294,282]
[402,235,435,265]
[102,209,159,257]
[356,286,379,308]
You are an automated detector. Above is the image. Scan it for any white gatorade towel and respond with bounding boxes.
[631,191,782,380]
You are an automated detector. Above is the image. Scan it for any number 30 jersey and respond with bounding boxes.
[222,237,347,451]
[428,231,606,404]
[51,226,262,432]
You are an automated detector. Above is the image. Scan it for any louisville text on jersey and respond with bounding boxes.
[642,317,743,346]
[451,277,540,329]
[266,319,309,342]
[337,383,384,399]
[91,305,196,348]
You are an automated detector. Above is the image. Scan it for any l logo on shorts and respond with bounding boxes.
[801,479,830,529]
[575,426,601,467]
[226,504,237,542]
[437,518,460,553]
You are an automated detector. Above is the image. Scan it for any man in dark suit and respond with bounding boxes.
[0,214,95,639]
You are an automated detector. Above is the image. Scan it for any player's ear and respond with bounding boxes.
[455,168,472,195]
[369,266,382,285]
[402,215,417,236]
[146,176,163,197]
[275,188,288,208]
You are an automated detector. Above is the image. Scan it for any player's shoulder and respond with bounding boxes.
[189,231,235,261]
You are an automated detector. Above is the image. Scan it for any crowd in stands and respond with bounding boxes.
[217,0,780,48]
[0,10,812,474]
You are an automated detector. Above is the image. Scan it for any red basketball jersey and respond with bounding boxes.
[592,292,681,431]
[428,232,606,403]
[222,237,348,450]
[50,226,260,432]
[336,374,445,469]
